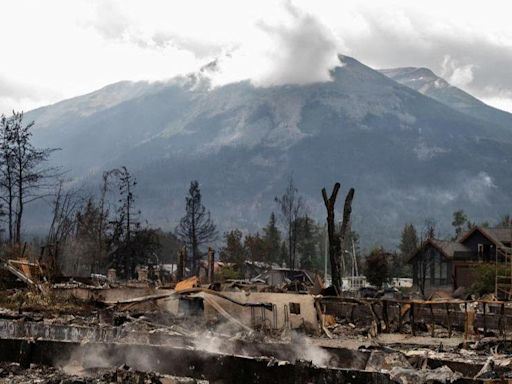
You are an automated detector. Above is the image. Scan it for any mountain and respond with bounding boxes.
[25,55,512,248]
[380,67,512,130]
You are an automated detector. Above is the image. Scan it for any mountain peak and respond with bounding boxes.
[379,67,446,90]
[381,65,512,129]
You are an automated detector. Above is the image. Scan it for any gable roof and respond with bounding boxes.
[485,227,512,244]
[458,226,512,248]
[409,238,469,262]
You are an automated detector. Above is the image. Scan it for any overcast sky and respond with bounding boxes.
[1,0,512,115]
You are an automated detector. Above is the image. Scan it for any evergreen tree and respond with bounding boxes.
[220,229,246,276]
[295,216,318,270]
[452,210,468,239]
[220,229,246,264]
[244,232,267,263]
[365,248,390,288]
[399,224,418,261]
[262,212,281,264]
[176,181,217,274]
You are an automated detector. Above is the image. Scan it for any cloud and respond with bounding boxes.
[441,55,475,88]
[204,2,341,87]
[0,76,60,116]
[324,3,512,111]
[84,1,224,58]
[252,3,339,86]
[481,95,512,112]
[1,0,512,113]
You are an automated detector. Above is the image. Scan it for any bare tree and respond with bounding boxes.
[275,176,304,270]
[116,166,139,244]
[0,114,16,243]
[0,112,59,245]
[321,183,355,293]
[94,169,116,273]
[107,166,140,278]
[339,187,355,276]
[176,180,217,275]
[44,181,81,279]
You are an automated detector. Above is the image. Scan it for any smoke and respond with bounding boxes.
[60,344,113,376]
[291,333,333,367]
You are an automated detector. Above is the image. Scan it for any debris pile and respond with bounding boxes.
[0,362,208,384]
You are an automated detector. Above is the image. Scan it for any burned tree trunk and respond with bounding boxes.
[322,183,355,294]
[177,246,187,282]
[339,188,355,276]
[208,247,215,284]
[322,183,342,293]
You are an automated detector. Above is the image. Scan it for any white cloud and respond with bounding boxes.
[441,55,475,88]
[481,96,512,112]
[205,2,340,87]
[0,0,512,114]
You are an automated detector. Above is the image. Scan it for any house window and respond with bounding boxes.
[478,244,484,259]
[289,302,301,314]
[434,258,440,280]
[441,262,447,281]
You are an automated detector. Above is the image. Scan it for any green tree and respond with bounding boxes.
[176,181,217,274]
[398,223,418,276]
[295,216,318,270]
[153,230,184,264]
[262,212,281,264]
[470,264,509,296]
[220,229,246,265]
[244,232,267,262]
[452,210,468,239]
[365,248,390,288]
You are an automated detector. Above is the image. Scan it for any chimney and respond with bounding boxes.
[137,267,148,282]
[107,268,117,283]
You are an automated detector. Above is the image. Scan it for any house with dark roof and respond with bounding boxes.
[409,226,512,293]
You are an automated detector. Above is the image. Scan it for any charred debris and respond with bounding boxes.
[2,182,512,383]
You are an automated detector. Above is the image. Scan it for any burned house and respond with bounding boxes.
[252,267,314,290]
[409,226,512,292]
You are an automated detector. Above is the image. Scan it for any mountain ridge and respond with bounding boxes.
[380,66,512,132]
[22,54,512,248]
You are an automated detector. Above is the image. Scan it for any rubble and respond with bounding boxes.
[2,270,512,383]
[389,365,463,384]
[0,362,208,384]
